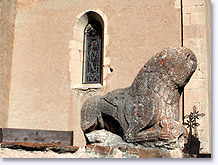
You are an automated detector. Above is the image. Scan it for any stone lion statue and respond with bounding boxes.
[81,47,197,145]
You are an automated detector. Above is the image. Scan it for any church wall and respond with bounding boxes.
[7,0,182,146]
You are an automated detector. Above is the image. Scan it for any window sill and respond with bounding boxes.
[71,83,103,90]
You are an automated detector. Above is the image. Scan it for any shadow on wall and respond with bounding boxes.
[183,106,210,158]
[183,132,201,155]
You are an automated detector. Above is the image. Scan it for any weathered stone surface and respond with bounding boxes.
[86,129,125,146]
[86,129,187,150]
[81,47,197,146]
[119,146,172,158]
[83,145,181,158]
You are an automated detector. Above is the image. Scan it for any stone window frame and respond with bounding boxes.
[69,10,109,90]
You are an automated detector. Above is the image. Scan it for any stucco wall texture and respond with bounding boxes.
[0,0,16,128]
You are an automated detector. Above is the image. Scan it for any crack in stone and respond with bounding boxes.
[103,98,118,108]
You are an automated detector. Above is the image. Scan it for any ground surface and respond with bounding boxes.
[0,148,79,158]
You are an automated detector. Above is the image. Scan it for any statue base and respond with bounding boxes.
[83,129,188,158]
[81,144,187,158]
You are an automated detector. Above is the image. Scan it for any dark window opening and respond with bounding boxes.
[83,20,103,84]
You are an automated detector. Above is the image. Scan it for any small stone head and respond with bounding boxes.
[157,47,197,87]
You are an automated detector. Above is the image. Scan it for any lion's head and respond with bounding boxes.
[156,47,197,87]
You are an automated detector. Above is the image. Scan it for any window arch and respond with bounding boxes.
[70,10,108,89]
[83,20,103,84]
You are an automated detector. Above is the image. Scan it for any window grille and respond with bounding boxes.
[83,20,102,84]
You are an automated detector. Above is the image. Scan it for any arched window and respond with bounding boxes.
[70,11,107,89]
[83,20,103,84]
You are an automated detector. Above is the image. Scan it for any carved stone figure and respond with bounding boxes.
[81,47,197,145]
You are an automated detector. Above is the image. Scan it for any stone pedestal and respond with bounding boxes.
[81,145,185,158]
[82,129,187,158]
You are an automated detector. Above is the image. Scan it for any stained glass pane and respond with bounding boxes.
[83,21,102,84]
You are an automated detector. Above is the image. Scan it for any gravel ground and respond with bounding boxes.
[0,148,89,158]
